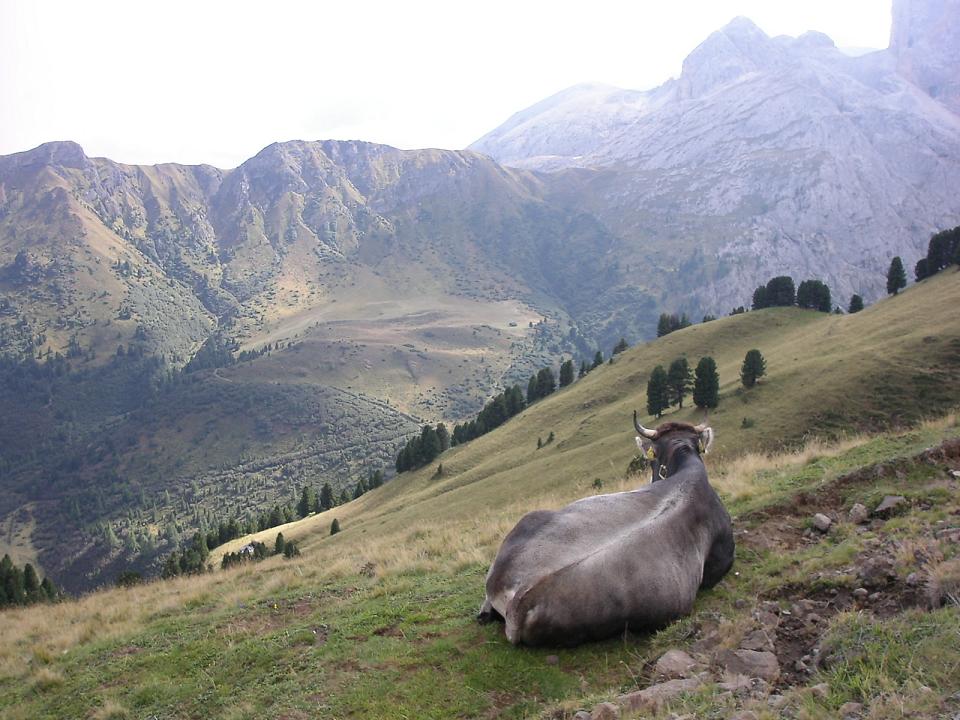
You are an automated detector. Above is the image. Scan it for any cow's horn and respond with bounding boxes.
[633,410,657,438]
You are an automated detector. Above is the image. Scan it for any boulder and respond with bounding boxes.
[856,556,897,588]
[590,702,620,720]
[654,649,700,679]
[849,503,869,524]
[718,649,780,682]
[739,629,774,652]
[839,701,864,718]
[873,495,907,517]
[730,712,759,720]
[812,513,832,532]
[573,712,592,720]
[810,682,830,699]
[617,677,704,713]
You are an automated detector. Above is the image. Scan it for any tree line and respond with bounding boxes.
[913,225,960,283]
[0,554,59,608]
[645,356,719,418]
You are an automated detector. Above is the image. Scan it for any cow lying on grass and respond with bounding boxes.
[478,414,734,646]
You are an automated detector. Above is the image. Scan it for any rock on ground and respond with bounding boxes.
[812,513,833,532]
[654,649,701,679]
[589,701,620,720]
[617,677,705,713]
[718,649,781,682]
[873,495,907,517]
[849,503,869,524]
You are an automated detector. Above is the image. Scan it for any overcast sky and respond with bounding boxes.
[0,0,892,168]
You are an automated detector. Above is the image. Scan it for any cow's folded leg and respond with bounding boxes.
[477,597,504,624]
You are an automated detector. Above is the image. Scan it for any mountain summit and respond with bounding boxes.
[469,2,960,309]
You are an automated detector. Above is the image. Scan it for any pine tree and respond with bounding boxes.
[667,357,692,409]
[436,423,450,451]
[319,483,334,511]
[656,314,672,337]
[887,256,906,295]
[752,286,769,310]
[765,276,796,306]
[848,294,864,313]
[915,258,930,281]
[592,351,603,369]
[693,356,720,409]
[646,365,670,418]
[612,338,629,355]
[740,349,766,388]
[274,533,286,555]
[330,518,341,535]
[526,374,539,404]
[22,563,40,602]
[536,367,556,398]
[579,360,588,378]
[297,486,316,518]
[558,359,574,387]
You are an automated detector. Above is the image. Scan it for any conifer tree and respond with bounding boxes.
[579,360,588,378]
[915,258,929,281]
[752,286,769,310]
[593,351,603,369]
[667,357,692,409]
[330,518,341,535]
[657,314,672,337]
[297,486,316,518]
[740,349,766,388]
[693,356,720,409]
[536,367,556,398]
[274,532,286,555]
[319,482,334,511]
[887,256,906,295]
[848,294,864,313]
[436,423,450,451]
[559,359,574,387]
[646,365,670,418]
[612,338,629,355]
[526,374,539,404]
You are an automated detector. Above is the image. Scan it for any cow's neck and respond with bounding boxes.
[661,445,702,480]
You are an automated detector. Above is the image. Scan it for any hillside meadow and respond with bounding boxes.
[1,270,959,719]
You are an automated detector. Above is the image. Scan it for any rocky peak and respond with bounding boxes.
[678,17,783,99]
[890,0,960,114]
[5,140,89,171]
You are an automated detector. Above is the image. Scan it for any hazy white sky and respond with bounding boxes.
[0,0,892,167]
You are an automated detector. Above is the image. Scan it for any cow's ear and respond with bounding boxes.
[636,435,656,459]
[698,427,715,454]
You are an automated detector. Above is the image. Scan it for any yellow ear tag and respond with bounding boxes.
[645,447,656,460]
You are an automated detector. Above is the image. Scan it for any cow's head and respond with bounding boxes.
[633,411,714,482]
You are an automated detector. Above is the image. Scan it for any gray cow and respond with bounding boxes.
[478,414,734,646]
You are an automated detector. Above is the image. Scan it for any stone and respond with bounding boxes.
[718,649,780,682]
[739,629,774,652]
[717,674,752,693]
[812,513,832,532]
[810,682,830,699]
[935,527,960,543]
[573,712,592,720]
[654,649,700,679]
[857,556,897,588]
[730,712,759,720]
[849,503,870,524]
[590,702,620,720]
[839,701,864,718]
[906,572,921,587]
[617,677,704,713]
[767,694,787,708]
[873,495,907,517]
[949,469,960,479]
[754,609,780,630]
[852,587,869,601]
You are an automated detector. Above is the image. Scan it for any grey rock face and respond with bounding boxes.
[471,7,960,314]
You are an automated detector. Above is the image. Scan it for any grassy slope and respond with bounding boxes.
[2,271,959,719]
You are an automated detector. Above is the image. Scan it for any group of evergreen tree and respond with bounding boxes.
[220,540,268,569]
[752,276,798,309]
[914,225,960,282]
[0,554,59,607]
[450,386,524,447]
[645,356,718,418]
[657,313,692,337]
[396,423,452,472]
[795,280,832,313]
[220,530,301,570]
[526,368,557,403]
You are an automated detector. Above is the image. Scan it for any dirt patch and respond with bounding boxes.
[372,623,405,638]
